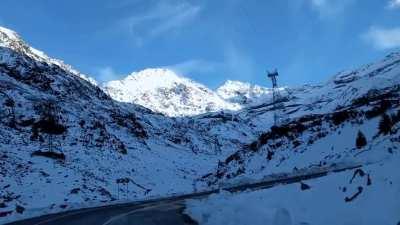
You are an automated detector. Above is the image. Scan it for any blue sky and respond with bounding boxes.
[1,0,400,88]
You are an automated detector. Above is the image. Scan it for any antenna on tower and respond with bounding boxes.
[267,69,279,88]
[267,69,286,126]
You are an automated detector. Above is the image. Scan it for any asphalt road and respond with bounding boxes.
[5,164,361,225]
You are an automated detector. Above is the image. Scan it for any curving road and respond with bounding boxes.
[5,164,361,225]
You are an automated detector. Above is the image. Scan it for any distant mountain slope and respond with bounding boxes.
[216,80,274,105]
[202,52,400,186]
[103,70,287,117]
[103,69,241,117]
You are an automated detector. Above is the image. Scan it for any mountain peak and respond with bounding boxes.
[127,68,179,79]
[219,80,252,89]
[0,26,20,41]
[103,68,240,116]
[0,26,58,63]
[0,26,96,85]
[121,68,188,89]
[0,26,32,54]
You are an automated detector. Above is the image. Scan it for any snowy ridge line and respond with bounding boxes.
[6,162,363,225]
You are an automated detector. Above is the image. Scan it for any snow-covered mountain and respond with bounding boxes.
[202,51,400,186]
[103,69,240,117]
[1,26,399,224]
[103,70,284,117]
[216,80,274,105]
[0,27,97,86]
[0,26,241,222]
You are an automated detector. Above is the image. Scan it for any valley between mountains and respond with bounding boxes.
[0,26,399,224]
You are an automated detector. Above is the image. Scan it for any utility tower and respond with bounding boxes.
[267,69,285,126]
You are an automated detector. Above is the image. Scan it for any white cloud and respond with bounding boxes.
[121,1,202,45]
[362,26,400,50]
[387,0,400,9]
[165,60,218,75]
[96,66,120,83]
[304,0,356,18]
[310,0,328,8]
[163,43,256,81]
[222,42,256,81]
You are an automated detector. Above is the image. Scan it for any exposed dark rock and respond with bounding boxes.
[379,113,393,135]
[70,188,80,194]
[15,204,25,214]
[300,182,311,190]
[356,131,367,149]
[367,174,372,186]
[350,169,365,183]
[31,150,65,161]
[345,186,363,202]
[267,150,274,161]
[0,210,12,217]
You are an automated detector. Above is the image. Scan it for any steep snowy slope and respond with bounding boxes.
[202,52,400,186]
[228,52,400,135]
[189,73,400,225]
[103,69,240,117]
[0,27,245,223]
[0,27,97,86]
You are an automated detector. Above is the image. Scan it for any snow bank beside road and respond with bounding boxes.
[186,156,400,225]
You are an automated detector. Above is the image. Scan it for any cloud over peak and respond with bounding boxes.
[307,0,356,18]
[121,1,202,45]
[96,66,121,83]
[362,26,400,50]
[387,0,400,9]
